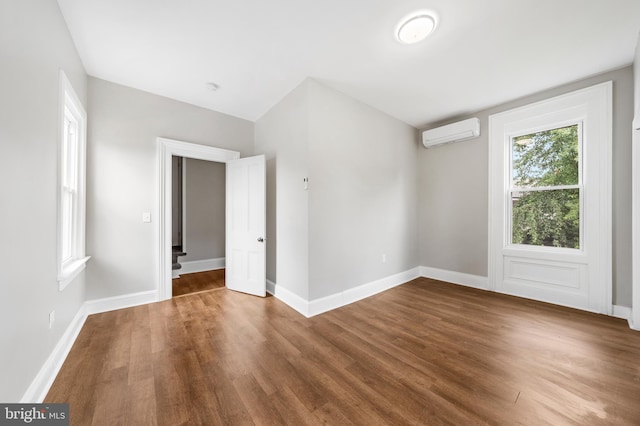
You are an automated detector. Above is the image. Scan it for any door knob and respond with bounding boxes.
[257,237,264,242]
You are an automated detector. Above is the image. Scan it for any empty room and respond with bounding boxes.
[2,0,640,424]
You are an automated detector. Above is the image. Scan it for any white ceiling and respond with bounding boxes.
[57,0,640,128]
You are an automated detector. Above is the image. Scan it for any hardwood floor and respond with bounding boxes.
[45,278,640,425]
[172,269,226,297]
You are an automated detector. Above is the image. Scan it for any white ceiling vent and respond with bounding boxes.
[422,117,480,148]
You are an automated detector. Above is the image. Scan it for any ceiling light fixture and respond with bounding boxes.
[396,13,436,44]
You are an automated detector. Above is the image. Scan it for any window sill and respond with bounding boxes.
[58,256,91,291]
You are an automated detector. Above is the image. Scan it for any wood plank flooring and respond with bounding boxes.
[172,269,225,297]
[45,278,640,425]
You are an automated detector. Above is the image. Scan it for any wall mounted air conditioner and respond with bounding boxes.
[422,117,480,148]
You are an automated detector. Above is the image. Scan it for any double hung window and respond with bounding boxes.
[509,124,582,249]
[58,71,89,290]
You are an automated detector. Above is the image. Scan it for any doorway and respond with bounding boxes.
[172,157,227,297]
[156,137,266,301]
[157,138,240,301]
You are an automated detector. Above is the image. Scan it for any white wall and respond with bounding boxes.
[255,79,419,302]
[0,1,87,401]
[87,77,253,299]
[307,80,419,300]
[182,159,226,262]
[255,82,310,299]
[418,66,634,306]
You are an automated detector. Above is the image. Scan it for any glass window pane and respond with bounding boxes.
[511,188,580,249]
[512,124,579,187]
[61,191,73,261]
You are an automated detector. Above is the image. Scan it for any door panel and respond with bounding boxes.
[225,155,266,297]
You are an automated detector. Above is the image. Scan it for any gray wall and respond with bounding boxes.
[0,1,87,401]
[255,82,310,299]
[87,77,253,299]
[307,80,419,300]
[255,79,419,301]
[182,159,226,262]
[418,66,634,306]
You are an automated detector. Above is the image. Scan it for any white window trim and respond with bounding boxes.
[57,71,89,291]
[488,81,612,314]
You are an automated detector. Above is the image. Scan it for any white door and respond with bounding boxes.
[225,155,266,297]
[489,82,612,314]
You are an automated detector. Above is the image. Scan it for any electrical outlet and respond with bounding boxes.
[49,311,55,329]
[382,254,387,263]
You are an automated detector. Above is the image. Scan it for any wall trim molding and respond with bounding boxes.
[22,264,637,403]
[20,306,87,403]
[308,268,421,317]
[179,258,225,275]
[266,279,311,317]
[419,266,489,290]
[613,304,632,321]
[84,290,159,315]
[21,289,160,402]
[267,267,421,318]
[420,266,637,330]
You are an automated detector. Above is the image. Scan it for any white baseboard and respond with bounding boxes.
[22,265,637,403]
[308,267,421,317]
[22,289,160,402]
[21,306,88,403]
[267,279,311,317]
[420,266,489,290]
[84,290,159,315]
[267,267,421,318]
[420,266,636,327]
[613,305,632,321]
[179,257,225,274]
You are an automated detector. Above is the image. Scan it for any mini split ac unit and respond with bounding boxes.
[422,117,480,148]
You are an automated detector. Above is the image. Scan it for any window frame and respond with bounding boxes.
[57,71,89,291]
[488,81,612,315]
[507,121,585,251]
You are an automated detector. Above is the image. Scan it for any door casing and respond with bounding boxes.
[157,137,240,300]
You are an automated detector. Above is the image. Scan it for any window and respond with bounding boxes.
[510,124,582,249]
[488,81,612,314]
[58,71,89,290]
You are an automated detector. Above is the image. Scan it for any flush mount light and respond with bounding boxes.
[396,13,436,44]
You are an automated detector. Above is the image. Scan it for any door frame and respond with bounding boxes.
[632,122,640,330]
[156,137,239,301]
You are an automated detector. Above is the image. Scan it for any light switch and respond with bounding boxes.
[142,212,151,223]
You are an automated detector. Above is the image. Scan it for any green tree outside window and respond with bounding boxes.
[511,125,580,249]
